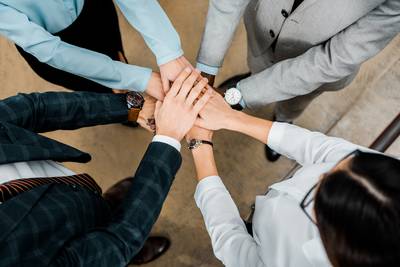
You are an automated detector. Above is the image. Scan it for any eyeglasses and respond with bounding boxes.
[300,149,362,225]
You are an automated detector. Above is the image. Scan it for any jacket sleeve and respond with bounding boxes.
[194,176,265,267]
[51,142,182,267]
[239,0,400,108]
[267,122,374,165]
[0,4,152,92]
[196,0,251,75]
[114,0,183,65]
[0,91,128,133]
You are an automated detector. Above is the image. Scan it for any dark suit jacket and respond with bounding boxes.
[0,92,182,266]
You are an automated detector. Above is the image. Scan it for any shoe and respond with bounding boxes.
[103,177,133,210]
[216,73,251,95]
[130,236,171,265]
[265,145,281,162]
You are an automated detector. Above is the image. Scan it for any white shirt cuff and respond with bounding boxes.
[267,122,289,152]
[196,62,219,76]
[152,135,181,152]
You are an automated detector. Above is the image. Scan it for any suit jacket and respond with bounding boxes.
[197,0,400,108]
[0,92,182,266]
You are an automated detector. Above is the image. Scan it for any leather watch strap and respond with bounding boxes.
[127,108,141,122]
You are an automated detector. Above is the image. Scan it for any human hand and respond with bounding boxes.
[159,56,194,93]
[137,95,157,133]
[145,72,165,101]
[155,68,213,141]
[196,92,239,131]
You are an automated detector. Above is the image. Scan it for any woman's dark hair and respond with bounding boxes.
[314,151,400,267]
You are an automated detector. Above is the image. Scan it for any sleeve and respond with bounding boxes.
[114,0,183,65]
[0,4,152,92]
[0,91,128,133]
[239,0,400,108]
[152,135,181,152]
[51,142,182,267]
[194,176,265,267]
[267,122,373,165]
[196,0,252,75]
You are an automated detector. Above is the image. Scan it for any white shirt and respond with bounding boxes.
[194,122,371,267]
[0,135,180,184]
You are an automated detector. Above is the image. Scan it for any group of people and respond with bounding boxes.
[0,0,399,266]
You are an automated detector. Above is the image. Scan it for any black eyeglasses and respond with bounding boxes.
[300,149,362,225]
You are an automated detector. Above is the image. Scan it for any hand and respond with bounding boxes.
[159,56,194,93]
[155,68,213,141]
[186,126,213,143]
[137,95,157,133]
[196,92,239,131]
[145,72,165,101]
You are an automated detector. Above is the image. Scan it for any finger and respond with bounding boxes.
[193,88,213,114]
[185,77,208,106]
[178,71,200,101]
[154,100,162,118]
[169,67,192,97]
[162,76,170,93]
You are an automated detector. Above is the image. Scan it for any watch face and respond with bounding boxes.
[127,92,144,109]
[224,88,242,106]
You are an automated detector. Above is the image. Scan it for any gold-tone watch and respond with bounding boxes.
[126,92,144,122]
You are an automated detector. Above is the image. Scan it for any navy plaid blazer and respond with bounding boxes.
[0,92,182,266]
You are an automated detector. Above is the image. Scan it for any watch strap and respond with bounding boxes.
[127,108,141,122]
[188,139,214,150]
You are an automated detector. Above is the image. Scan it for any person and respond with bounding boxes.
[187,93,400,267]
[0,68,212,266]
[0,0,192,98]
[196,0,400,161]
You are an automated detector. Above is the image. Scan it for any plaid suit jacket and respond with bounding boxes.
[0,92,182,266]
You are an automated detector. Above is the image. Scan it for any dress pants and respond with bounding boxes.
[16,0,124,93]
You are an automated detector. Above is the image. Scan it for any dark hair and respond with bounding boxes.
[314,151,400,267]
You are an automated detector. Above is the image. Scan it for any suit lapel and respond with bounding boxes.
[0,185,50,243]
[291,0,317,15]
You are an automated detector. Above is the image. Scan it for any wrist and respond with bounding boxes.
[156,130,182,142]
[224,110,244,131]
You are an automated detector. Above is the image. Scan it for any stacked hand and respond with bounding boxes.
[159,56,194,93]
[155,68,213,141]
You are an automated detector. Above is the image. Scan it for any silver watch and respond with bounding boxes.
[188,139,214,150]
[224,88,242,106]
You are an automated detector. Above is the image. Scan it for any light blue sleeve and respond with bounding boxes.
[0,4,152,92]
[115,0,183,66]
[196,62,220,76]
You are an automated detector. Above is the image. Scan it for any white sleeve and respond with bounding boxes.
[267,122,372,165]
[194,176,265,267]
[152,135,181,152]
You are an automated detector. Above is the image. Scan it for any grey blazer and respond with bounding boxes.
[197,0,400,108]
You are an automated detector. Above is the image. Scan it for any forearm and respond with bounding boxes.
[226,111,273,145]
[0,92,128,133]
[192,145,218,181]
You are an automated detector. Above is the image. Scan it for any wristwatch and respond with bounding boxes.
[188,139,214,150]
[224,88,244,111]
[126,91,144,122]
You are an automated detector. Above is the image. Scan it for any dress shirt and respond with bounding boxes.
[0,135,180,184]
[195,122,373,267]
[0,0,183,92]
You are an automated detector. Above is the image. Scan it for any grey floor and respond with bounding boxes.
[0,1,399,266]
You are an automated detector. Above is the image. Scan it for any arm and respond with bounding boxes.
[0,92,128,133]
[239,0,400,107]
[196,0,251,76]
[52,141,182,266]
[197,93,368,165]
[0,5,152,92]
[189,128,264,266]
[115,0,183,66]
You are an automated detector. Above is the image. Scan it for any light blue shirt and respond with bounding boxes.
[0,0,183,92]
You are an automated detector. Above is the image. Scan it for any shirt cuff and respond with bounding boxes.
[196,62,220,76]
[267,122,288,152]
[157,49,184,66]
[236,82,247,109]
[194,175,226,204]
[152,135,181,152]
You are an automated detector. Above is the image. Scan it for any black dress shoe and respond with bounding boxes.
[265,145,281,162]
[130,236,171,265]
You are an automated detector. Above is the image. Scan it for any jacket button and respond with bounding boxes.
[269,30,275,38]
[281,9,289,18]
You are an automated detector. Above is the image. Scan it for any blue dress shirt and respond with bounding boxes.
[0,0,183,92]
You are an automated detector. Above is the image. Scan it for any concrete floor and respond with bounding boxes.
[0,1,399,266]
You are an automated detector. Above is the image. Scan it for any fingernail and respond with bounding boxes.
[185,67,191,73]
